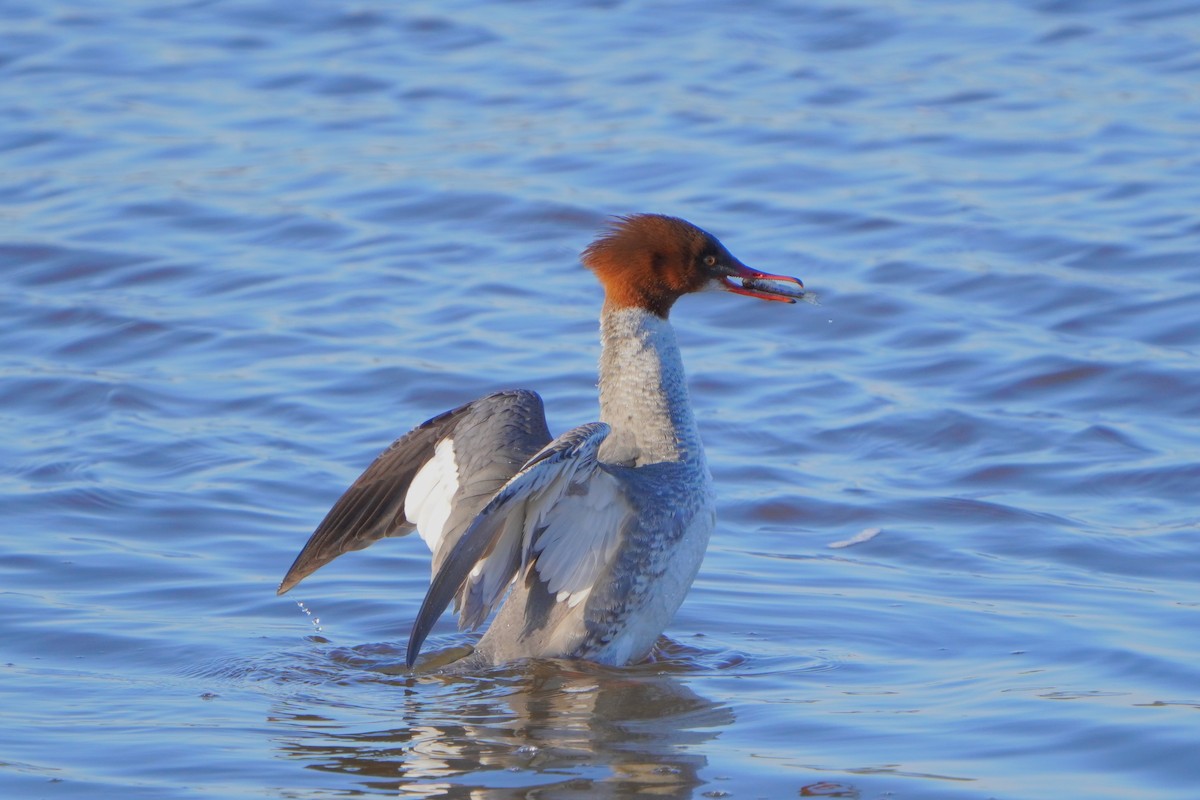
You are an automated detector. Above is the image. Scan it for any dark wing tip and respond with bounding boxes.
[406,581,451,667]
[405,526,487,667]
[275,530,342,596]
[276,557,315,594]
[405,625,425,668]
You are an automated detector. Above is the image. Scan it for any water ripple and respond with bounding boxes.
[3,1,1199,799]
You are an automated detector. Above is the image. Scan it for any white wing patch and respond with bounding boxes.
[404,437,459,556]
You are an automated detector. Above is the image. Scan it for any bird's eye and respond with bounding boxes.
[703,255,717,267]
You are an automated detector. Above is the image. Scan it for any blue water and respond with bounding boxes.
[3,1,1198,798]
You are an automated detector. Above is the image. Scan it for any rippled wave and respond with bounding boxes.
[2,1,1198,798]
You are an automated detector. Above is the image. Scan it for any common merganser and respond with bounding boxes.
[277,214,805,668]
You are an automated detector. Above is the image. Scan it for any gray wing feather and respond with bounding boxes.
[277,389,551,595]
[406,421,611,667]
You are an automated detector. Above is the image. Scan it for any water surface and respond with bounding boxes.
[3,1,1199,798]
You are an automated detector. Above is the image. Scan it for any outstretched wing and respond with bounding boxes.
[406,421,630,666]
[277,389,552,595]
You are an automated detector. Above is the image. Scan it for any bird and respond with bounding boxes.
[277,214,806,669]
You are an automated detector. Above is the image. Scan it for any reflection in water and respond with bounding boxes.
[268,641,734,797]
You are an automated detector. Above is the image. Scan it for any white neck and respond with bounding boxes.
[596,305,705,467]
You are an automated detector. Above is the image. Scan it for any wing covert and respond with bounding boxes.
[277,389,550,595]
[406,421,620,666]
